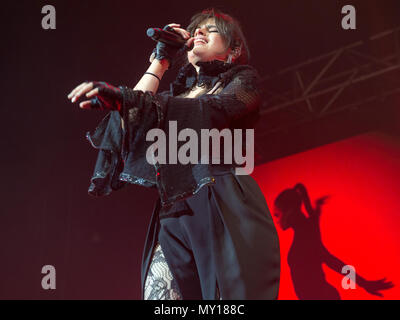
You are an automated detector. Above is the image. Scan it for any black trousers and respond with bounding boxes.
[141,166,281,300]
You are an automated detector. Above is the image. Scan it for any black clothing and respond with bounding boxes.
[142,165,280,299]
[86,60,261,207]
[86,60,281,299]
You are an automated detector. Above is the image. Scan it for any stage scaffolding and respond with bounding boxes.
[257,26,400,137]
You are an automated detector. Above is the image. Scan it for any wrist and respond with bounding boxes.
[145,59,169,82]
[153,58,170,71]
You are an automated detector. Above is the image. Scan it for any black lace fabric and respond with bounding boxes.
[86,60,262,208]
[144,243,183,300]
[144,242,222,300]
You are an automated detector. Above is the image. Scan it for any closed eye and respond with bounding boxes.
[207,26,219,33]
[193,24,220,35]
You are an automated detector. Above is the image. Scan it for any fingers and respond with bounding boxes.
[186,37,195,48]
[86,87,99,98]
[380,279,394,288]
[166,23,190,39]
[172,27,190,39]
[384,282,395,289]
[68,82,94,103]
[73,82,94,102]
[67,82,87,99]
[79,100,94,109]
[68,81,99,110]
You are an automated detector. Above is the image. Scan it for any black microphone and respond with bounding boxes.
[146,27,187,48]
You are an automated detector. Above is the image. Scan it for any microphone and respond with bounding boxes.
[146,27,187,48]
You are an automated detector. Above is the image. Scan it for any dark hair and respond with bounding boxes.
[274,188,303,212]
[186,8,250,65]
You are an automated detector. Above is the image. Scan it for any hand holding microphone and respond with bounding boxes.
[147,25,189,47]
[148,23,193,68]
[68,24,194,109]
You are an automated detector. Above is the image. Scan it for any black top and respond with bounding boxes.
[86,60,262,208]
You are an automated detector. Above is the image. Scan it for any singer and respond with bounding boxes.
[68,8,280,300]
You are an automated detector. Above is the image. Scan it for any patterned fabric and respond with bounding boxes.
[144,243,182,300]
[86,60,262,207]
[144,242,221,300]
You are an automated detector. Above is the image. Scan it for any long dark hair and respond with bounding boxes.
[186,8,250,65]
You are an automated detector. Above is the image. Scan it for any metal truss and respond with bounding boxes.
[257,26,400,136]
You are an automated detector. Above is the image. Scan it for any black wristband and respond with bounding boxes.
[144,72,161,82]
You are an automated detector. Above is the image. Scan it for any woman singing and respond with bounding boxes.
[68,8,280,300]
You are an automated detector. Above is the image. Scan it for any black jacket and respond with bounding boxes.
[86,60,262,208]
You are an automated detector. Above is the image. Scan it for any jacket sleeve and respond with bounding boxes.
[85,111,126,196]
[85,67,261,197]
[85,90,170,196]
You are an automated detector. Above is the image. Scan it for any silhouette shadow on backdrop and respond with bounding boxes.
[273,183,394,299]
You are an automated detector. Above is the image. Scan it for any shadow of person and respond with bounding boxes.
[273,183,394,300]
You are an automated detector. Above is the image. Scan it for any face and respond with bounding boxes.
[187,18,232,65]
[273,205,294,230]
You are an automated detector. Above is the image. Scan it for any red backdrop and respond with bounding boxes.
[252,131,400,300]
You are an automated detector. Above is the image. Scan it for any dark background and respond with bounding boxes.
[1,0,399,299]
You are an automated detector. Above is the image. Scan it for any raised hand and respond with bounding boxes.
[68,81,123,110]
[315,195,330,207]
[150,23,192,66]
[359,278,394,297]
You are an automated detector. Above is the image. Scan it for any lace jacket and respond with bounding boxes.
[86,60,261,208]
